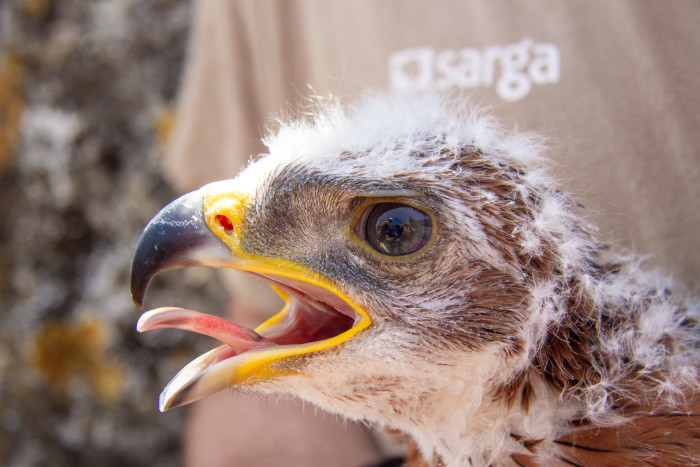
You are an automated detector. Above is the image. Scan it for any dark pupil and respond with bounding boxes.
[365,203,432,256]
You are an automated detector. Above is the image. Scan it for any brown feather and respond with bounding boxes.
[510,394,700,466]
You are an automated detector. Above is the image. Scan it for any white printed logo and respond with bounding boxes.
[389,38,560,102]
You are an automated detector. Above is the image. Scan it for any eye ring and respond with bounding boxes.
[357,203,433,256]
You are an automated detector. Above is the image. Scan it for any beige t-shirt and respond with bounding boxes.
[166,0,700,301]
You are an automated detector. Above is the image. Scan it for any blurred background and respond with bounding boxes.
[0,1,230,465]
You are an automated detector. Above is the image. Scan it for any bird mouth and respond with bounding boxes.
[130,185,371,411]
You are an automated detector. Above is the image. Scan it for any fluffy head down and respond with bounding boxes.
[232,93,699,465]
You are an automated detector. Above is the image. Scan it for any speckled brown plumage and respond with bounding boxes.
[132,94,700,466]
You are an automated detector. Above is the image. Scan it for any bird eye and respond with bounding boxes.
[360,203,432,256]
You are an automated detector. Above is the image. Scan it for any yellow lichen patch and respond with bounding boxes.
[21,0,54,18]
[29,317,126,404]
[154,107,176,151]
[0,54,24,170]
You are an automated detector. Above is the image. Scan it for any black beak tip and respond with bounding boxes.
[130,249,153,310]
[130,278,146,310]
[128,188,231,312]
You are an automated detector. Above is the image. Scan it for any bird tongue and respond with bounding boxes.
[137,307,276,355]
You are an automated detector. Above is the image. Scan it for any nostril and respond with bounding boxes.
[215,214,234,233]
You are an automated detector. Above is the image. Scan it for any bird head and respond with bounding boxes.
[131,94,580,447]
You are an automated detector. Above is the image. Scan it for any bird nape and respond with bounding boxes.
[130,94,699,467]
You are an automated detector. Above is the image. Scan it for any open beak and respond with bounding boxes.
[130,182,371,411]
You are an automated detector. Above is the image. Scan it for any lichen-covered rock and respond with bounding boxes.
[0,1,228,465]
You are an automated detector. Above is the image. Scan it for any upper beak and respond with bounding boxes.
[130,188,234,309]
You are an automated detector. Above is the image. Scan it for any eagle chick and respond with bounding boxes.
[131,93,700,466]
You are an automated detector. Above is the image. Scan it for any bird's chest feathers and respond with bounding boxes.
[292,352,567,466]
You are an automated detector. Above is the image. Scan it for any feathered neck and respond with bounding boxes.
[401,257,700,466]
